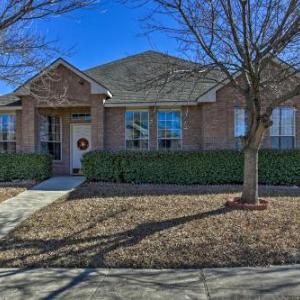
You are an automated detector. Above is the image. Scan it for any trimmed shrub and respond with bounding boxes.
[0,153,52,181]
[82,150,300,186]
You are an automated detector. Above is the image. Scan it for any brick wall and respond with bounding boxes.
[14,61,299,175]
[104,107,125,151]
[201,84,300,150]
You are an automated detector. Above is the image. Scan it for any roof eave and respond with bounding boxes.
[0,106,22,111]
[103,100,199,107]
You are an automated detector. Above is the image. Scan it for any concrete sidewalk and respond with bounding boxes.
[0,176,85,239]
[0,265,299,299]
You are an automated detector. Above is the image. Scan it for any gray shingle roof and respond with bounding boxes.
[0,94,21,107]
[0,51,225,108]
[85,51,224,105]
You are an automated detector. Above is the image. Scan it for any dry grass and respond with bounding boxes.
[0,183,299,269]
[0,181,35,204]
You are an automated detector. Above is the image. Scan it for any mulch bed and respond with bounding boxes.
[0,183,299,268]
[0,181,35,204]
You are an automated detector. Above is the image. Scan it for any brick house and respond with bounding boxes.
[0,51,299,175]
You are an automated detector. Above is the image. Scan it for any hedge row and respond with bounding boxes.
[0,153,52,181]
[82,150,300,185]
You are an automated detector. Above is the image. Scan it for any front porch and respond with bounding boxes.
[27,104,104,175]
[15,60,109,175]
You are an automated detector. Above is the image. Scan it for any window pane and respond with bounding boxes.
[125,111,149,150]
[270,108,280,136]
[0,142,16,153]
[271,107,294,137]
[158,112,165,122]
[40,115,62,159]
[126,139,148,150]
[281,108,294,136]
[157,111,182,150]
[271,137,280,149]
[280,137,294,150]
[234,108,246,137]
[41,142,61,160]
[71,113,91,121]
[158,139,181,150]
[0,115,16,143]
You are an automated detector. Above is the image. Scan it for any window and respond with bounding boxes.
[0,114,16,153]
[234,108,247,150]
[270,107,295,150]
[157,111,182,150]
[125,111,149,150]
[234,108,246,137]
[71,113,91,122]
[40,115,62,160]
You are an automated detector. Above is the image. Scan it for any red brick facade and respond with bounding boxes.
[12,63,299,175]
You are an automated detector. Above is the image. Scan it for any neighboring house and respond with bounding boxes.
[0,51,299,175]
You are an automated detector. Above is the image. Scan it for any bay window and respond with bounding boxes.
[0,114,16,153]
[270,107,295,150]
[125,111,149,150]
[40,115,62,160]
[157,111,182,150]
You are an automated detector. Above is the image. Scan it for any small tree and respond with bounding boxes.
[123,0,300,204]
[0,0,98,87]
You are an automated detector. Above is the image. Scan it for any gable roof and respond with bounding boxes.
[85,51,225,106]
[3,51,227,109]
[15,58,112,97]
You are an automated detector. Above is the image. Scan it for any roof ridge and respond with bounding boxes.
[84,50,157,72]
[84,50,193,73]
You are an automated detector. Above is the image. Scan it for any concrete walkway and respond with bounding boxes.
[0,265,299,299]
[0,176,85,239]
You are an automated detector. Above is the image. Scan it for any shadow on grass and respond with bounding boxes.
[0,206,231,268]
[0,200,299,299]
[65,182,300,201]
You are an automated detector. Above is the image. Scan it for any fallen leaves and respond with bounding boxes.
[0,183,299,268]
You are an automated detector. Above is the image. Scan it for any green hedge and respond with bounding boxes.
[0,153,52,181]
[82,150,300,185]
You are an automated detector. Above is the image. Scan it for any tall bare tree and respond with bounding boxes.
[0,0,98,87]
[123,0,300,205]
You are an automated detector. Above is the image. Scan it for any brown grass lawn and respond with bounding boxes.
[0,183,299,268]
[0,181,35,204]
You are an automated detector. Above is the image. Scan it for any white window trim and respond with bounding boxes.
[0,113,17,152]
[125,110,150,151]
[270,107,296,137]
[234,107,246,138]
[40,115,63,161]
[270,106,296,150]
[157,109,183,150]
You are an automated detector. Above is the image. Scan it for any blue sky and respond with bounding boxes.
[0,1,178,95]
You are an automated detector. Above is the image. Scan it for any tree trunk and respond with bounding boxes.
[241,147,259,204]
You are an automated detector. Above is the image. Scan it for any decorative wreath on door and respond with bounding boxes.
[77,138,89,151]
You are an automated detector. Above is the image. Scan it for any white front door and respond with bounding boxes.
[71,124,92,174]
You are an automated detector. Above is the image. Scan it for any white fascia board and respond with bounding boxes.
[103,101,198,107]
[0,107,22,111]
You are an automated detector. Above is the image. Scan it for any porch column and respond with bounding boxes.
[21,97,37,153]
[91,95,105,150]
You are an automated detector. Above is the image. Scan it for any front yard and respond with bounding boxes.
[0,181,34,204]
[0,183,299,268]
